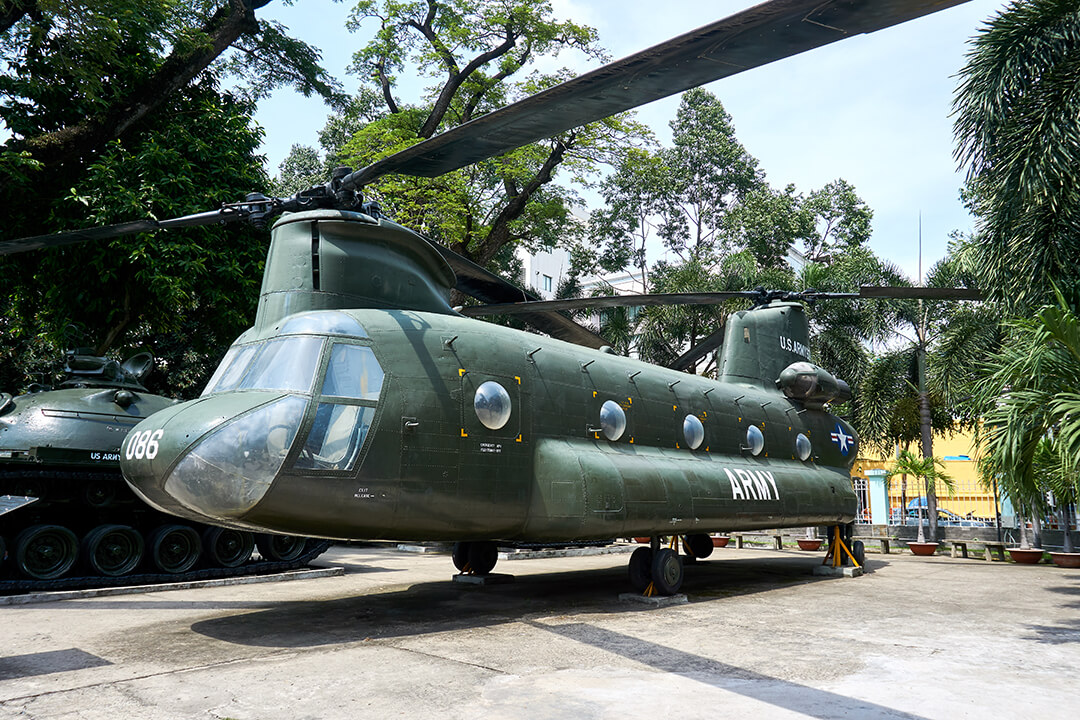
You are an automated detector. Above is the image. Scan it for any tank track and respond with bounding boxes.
[0,467,333,595]
[0,539,333,595]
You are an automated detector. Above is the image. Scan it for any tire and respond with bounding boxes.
[148,524,202,574]
[452,542,471,572]
[255,533,308,562]
[628,546,653,592]
[202,528,254,568]
[15,524,79,580]
[852,540,866,566]
[467,541,498,575]
[650,547,684,595]
[683,533,714,560]
[82,524,143,577]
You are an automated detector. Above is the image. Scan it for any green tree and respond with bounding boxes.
[326,0,649,286]
[0,1,338,393]
[976,290,1080,552]
[953,0,1080,309]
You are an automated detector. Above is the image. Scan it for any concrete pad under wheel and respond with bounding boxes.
[452,572,515,586]
[813,565,863,578]
[618,592,688,607]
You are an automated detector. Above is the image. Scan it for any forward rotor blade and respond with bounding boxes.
[669,326,727,372]
[432,244,609,349]
[859,286,983,300]
[343,0,969,187]
[458,292,760,316]
[0,208,245,256]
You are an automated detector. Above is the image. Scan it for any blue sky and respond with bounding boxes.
[254,0,1009,281]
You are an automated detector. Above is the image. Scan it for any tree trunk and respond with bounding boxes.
[1062,504,1075,554]
[1032,513,1044,549]
[1018,512,1030,549]
[917,338,939,542]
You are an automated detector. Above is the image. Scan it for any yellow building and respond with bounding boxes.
[851,430,1001,526]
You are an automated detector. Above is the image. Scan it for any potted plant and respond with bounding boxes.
[888,450,951,556]
[712,534,730,548]
[797,526,822,551]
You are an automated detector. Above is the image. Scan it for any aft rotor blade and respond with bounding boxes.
[458,292,760,316]
[0,208,245,256]
[434,244,610,348]
[669,326,727,372]
[859,286,983,300]
[343,0,969,187]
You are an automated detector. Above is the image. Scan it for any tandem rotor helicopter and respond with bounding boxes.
[1,0,980,595]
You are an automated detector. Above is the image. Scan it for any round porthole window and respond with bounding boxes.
[795,433,812,461]
[600,400,626,441]
[474,381,512,430]
[683,414,705,450]
[746,425,765,456]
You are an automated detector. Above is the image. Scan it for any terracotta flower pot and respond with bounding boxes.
[1049,552,1080,568]
[712,536,730,548]
[634,537,651,544]
[908,541,939,556]
[796,539,823,551]
[1007,547,1044,564]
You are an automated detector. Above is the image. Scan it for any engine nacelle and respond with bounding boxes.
[776,362,851,408]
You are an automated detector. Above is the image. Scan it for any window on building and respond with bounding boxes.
[542,274,553,292]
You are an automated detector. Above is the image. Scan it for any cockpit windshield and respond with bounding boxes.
[202,336,324,396]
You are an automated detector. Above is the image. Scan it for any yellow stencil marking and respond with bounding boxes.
[460,429,468,437]
[515,376,521,384]
[516,435,522,443]
[458,368,467,376]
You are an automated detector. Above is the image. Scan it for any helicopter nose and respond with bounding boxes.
[122,393,306,523]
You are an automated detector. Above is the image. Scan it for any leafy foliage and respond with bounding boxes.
[953,0,1080,309]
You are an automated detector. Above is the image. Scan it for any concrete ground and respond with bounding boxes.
[1,543,1077,720]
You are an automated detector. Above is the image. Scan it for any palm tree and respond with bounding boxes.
[976,290,1080,552]
[953,0,1080,311]
[886,450,954,544]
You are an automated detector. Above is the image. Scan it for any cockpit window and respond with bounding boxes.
[202,344,258,395]
[204,337,324,395]
[238,336,324,393]
[322,344,384,400]
[294,403,375,471]
[280,310,368,338]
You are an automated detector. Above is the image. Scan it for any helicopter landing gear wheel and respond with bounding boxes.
[682,533,714,561]
[255,533,308,562]
[451,541,471,572]
[468,541,498,575]
[148,525,201,573]
[82,524,143,577]
[852,540,866,567]
[15,524,78,580]
[201,528,254,568]
[651,548,684,595]
[628,546,653,592]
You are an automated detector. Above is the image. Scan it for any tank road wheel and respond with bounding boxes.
[202,528,255,568]
[467,541,499,575]
[83,480,116,508]
[650,548,684,596]
[256,533,308,562]
[451,542,472,572]
[148,524,202,574]
[683,533,714,561]
[82,524,144,577]
[628,546,653,592]
[14,524,79,580]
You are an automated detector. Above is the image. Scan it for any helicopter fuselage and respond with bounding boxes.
[121,306,858,543]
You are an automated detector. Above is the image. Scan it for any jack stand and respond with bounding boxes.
[815,526,863,578]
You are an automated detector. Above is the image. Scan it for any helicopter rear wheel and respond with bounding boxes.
[82,524,143,577]
[451,542,471,572]
[255,533,308,562]
[148,525,202,573]
[15,524,79,580]
[201,528,254,568]
[682,533,714,560]
[852,540,866,567]
[467,541,498,575]
[628,546,653,592]
[650,548,684,595]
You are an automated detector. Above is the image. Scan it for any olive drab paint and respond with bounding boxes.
[120,212,859,543]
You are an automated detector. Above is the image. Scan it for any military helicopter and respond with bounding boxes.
[1,0,978,595]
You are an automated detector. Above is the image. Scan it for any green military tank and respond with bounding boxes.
[0,349,329,591]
